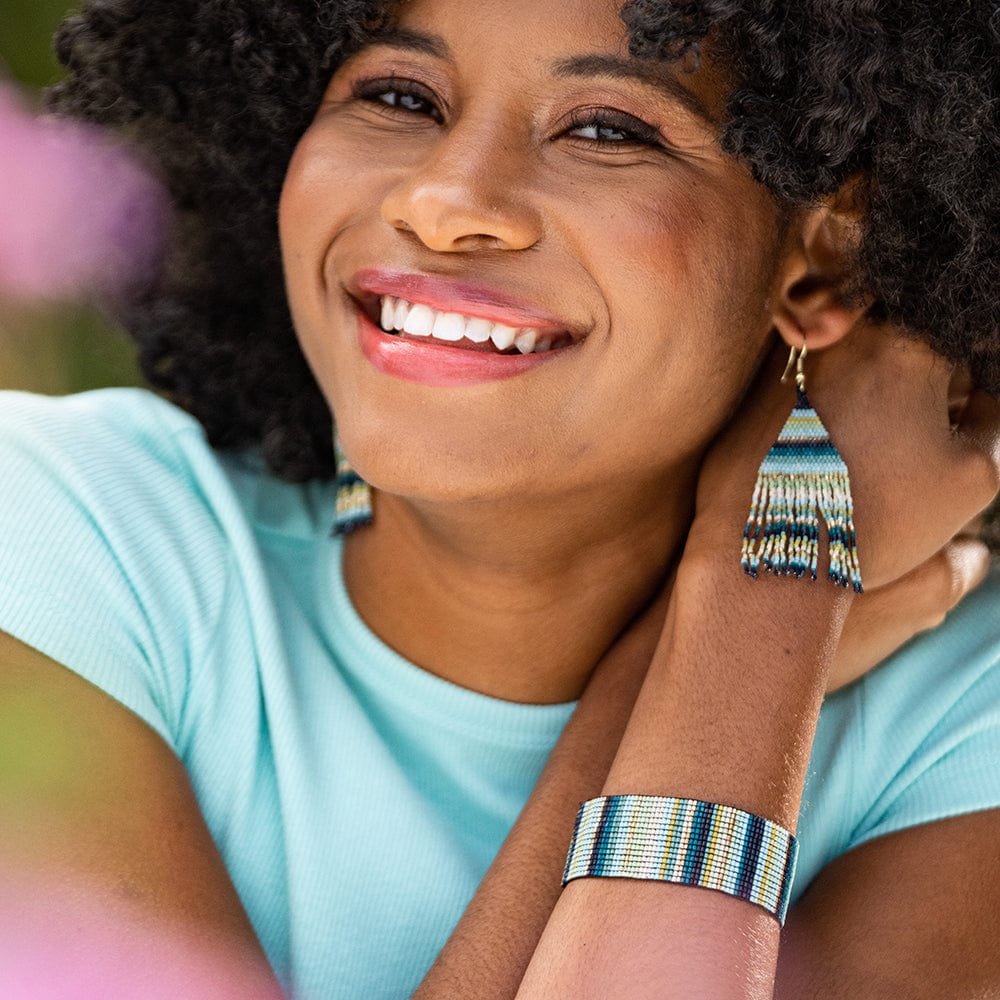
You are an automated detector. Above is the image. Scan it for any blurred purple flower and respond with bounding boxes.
[0,82,168,302]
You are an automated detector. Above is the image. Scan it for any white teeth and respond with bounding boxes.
[432,312,466,342]
[490,324,518,351]
[378,296,561,353]
[403,303,435,336]
[381,297,395,332]
[393,297,409,331]
[514,329,538,355]
[465,317,493,343]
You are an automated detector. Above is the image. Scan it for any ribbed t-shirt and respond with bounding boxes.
[1,388,999,1000]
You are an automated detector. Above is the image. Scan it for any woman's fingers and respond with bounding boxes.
[827,537,991,693]
[689,324,1000,593]
[813,333,999,588]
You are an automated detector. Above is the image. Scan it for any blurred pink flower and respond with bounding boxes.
[0,82,167,302]
[0,873,285,1000]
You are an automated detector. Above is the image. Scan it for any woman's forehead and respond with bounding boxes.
[388,0,631,56]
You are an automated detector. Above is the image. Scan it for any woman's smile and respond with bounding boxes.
[374,297,570,354]
[356,301,574,387]
[350,267,582,386]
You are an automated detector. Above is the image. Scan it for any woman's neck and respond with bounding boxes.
[341,470,697,704]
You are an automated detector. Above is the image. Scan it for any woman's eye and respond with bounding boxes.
[352,79,443,123]
[572,123,631,142]
[565,111,662,149]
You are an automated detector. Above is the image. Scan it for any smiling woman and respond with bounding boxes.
[1,1,1000,999]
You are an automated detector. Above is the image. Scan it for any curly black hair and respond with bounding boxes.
[50,0,1000,483]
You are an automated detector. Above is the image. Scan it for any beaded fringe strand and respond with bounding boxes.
[742,389,862,592]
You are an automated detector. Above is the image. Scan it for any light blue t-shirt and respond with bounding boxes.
[1,388,999,999]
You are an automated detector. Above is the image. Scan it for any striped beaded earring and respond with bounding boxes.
[333,436,373,535]
[741,340,863,592]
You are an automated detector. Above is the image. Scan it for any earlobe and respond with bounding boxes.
[771,194,870,351]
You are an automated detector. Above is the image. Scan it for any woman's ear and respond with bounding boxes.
[771,184,871,352]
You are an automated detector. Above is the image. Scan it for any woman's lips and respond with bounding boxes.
[356,306,569,387]
[351,267,583,339]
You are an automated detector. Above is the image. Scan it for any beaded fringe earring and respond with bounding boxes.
[333,437,373,536]
[741,341,863,592]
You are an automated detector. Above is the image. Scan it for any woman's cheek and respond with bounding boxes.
[280,130,357,331]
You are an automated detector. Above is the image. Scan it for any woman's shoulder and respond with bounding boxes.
[827,566,1000,777]
[838,567,1000,847]
[868,565,1000,707]
[0,387,336,544]
[0,386,262,549]
[0,386,208,470]
[795,570,1000,896]
[0,389,253,743]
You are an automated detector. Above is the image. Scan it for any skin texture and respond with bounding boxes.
[776,810,1000,999]
[2,0,999,996]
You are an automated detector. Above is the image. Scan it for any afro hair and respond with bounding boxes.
[50,0,1000,483]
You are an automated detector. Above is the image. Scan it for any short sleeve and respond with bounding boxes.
[0,389,233,750]
[846,570,1000,850]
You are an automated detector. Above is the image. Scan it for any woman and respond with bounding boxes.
[1,0,999,997]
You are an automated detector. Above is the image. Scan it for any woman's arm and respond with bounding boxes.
[413,587,670,998]
[414,537,991,1000]
[515,551,848,1000]
[512,331,1000,999]
[775,808,1000,999]
[0,631,282,997]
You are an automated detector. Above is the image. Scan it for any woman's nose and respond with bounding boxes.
[380,124,543,253]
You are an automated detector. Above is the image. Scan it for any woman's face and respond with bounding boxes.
[280,0,790,505]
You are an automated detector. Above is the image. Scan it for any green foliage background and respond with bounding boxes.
[4,0,67,87]
[0,0,140,394]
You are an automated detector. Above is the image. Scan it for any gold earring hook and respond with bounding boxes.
[780,338,808,392]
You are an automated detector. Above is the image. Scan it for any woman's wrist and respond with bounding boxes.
[675,541,856,634]
[602,547,853,830]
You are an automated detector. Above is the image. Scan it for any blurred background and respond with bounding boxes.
[0,0,141,395]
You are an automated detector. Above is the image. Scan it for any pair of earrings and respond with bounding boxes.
[334,342,863,592]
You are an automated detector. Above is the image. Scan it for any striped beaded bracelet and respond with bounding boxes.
[562,795,799,925]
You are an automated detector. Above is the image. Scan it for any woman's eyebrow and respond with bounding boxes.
[365,27,451,60]
[553,54,715,124]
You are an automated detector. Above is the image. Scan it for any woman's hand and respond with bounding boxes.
[827,535,991,692]
[688,323,1000,691]
[688,324,1000,593]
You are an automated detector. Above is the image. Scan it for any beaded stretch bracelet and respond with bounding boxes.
[562,795,799,925]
